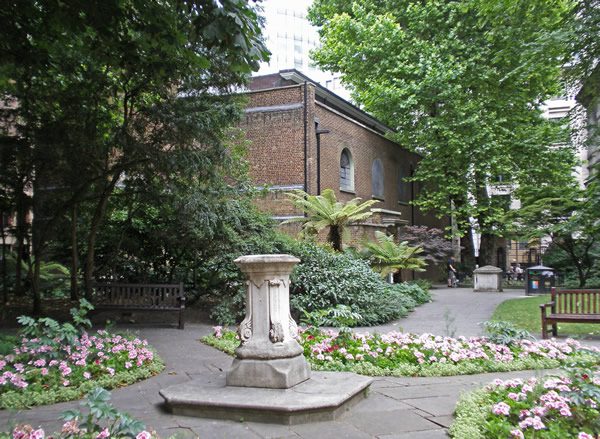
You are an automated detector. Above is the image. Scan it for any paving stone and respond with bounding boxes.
[401,396,459,417]
[291,420,372,439]
[378,428,448,438]
[246,421,300,438]
[378,384,465,400]
[346,409,437,436]
[351,392,413,412]
[369,378,406,389]
[426,415,455,428]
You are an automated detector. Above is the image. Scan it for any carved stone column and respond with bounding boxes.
[226,254,310,389]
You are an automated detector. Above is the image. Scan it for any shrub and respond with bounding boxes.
[483,321,534,346]
[3,387,157,438]
[0,303,163,409]
[393,282,431,305]
[208,239,430,327]
[290,243,426,326]
[451,365,600,438]
[204,327,600,378]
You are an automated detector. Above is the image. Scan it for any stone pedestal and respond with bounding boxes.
[473,265,503,292]
[226,254,310,389]
[160,254,372,424]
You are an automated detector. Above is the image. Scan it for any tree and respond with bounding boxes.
[362,231,426,280]
[284,189,379,251]
[400,225,454,266]
[308,0,576,264]
[0,0,268,313]
[506,178,600,287]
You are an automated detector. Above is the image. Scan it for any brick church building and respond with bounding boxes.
[241,70,446,244]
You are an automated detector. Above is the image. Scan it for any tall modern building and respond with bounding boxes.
[256,0,351,100]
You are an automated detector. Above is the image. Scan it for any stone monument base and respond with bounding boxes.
[226,355,311,389]
[160,371,372,425]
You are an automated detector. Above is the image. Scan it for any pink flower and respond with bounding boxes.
[61,420,80,435]
[492,402,511,416]
[578,434,594,439]
[136,431,152,439]
[40,368,49,376]
[96,427,110,439]
[83,371,91,379]
[510,430,524,439]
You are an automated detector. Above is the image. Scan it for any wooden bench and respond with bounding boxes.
[540,287,600,338]
[91,283,186,329]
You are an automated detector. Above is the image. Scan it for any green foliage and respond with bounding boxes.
[201,330,239,356]
[449,389,490,439]
[393,282,431,305]
[483,320,534,346]
[362,231,427,277]
[207,239,430,327]
[0,0,269,310]
[492,294,600,337]
[61,387,146,437]
[0,357,164,410]
[204,328,598,378]
[308,0,576,254]
[406,279,432,294]
[507,179,599,287]
[204,221,294,325]
[289,243,425,326]
[542,240,600,289]
[283,189,379,251]
[17,299,93,357]
[0,334,16,356]
[451,363,600,438]
[300,305,363,328]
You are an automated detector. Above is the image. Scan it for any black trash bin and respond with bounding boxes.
[526,265,555,295]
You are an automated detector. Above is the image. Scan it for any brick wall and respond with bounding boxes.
[241,84,306,217]
[241,77,447,254]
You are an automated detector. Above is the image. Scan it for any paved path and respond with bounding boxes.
[1,287,597,438]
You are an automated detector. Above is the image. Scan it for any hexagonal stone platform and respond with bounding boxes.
[160,371,373,425]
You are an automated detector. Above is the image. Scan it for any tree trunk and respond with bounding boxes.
[1,212,7,305]
[478,233,496,267]
[84,175,120,298]
[328,225,342,251]
[14,192,26,296]
[31,254,41,315]
[70,204,79,301]
[460,233,476,273]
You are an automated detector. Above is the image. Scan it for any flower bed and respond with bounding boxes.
[450,372,600,438]
[203,327,599,377]
[0,330,164,409]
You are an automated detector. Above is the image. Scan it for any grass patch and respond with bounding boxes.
[491,294,600,337]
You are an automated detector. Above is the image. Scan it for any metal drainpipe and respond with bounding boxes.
[303,81,308,194]
[315,125,331,196]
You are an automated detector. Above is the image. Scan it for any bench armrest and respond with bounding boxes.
[540,301,554,315]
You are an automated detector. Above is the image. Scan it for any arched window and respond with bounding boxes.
[372,158,384,199]
[340,148,354,191]
[397,165,411,203]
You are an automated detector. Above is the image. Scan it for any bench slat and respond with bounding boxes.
[91,282,185,329]
[541,288,600,338]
